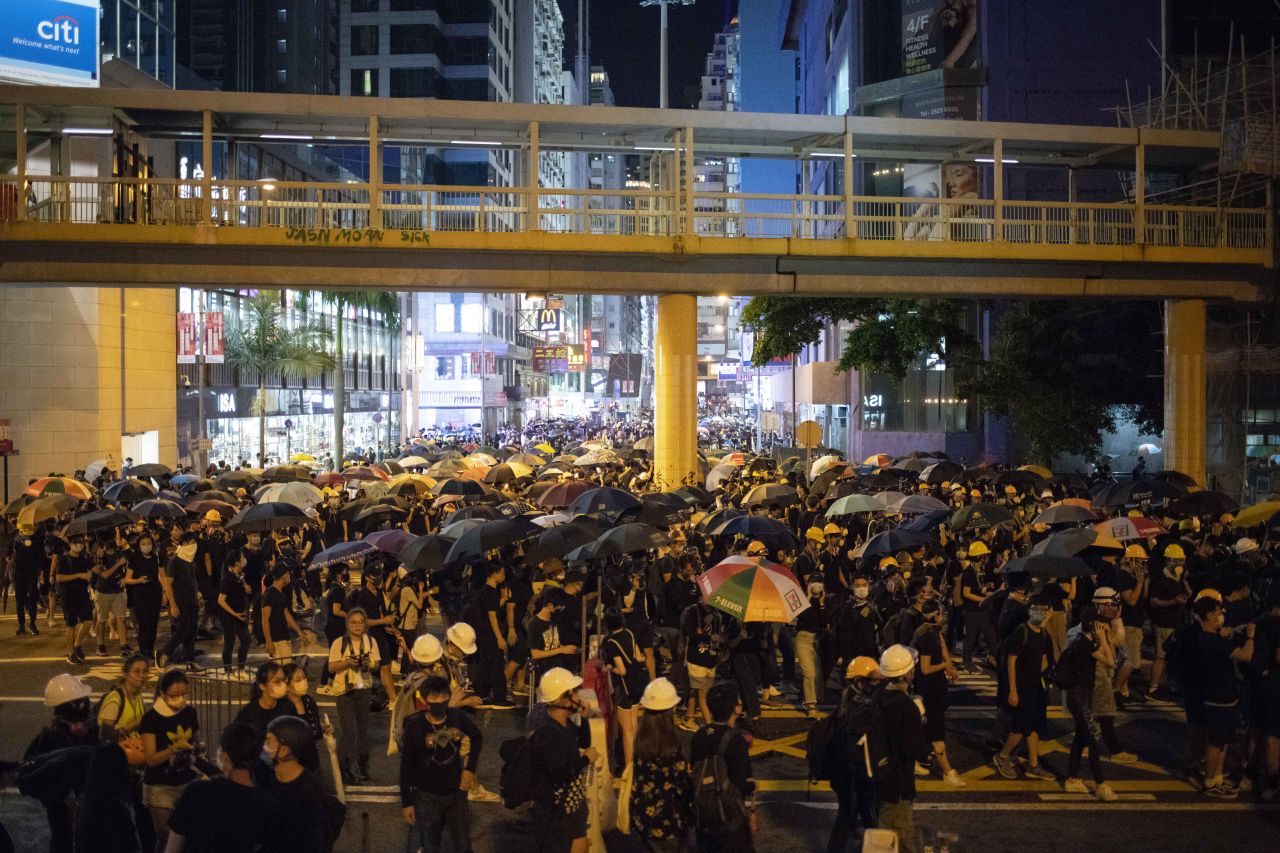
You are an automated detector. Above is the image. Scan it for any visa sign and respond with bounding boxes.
[1,0,99,87]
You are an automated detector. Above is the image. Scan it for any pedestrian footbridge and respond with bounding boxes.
[0,86,1271,300]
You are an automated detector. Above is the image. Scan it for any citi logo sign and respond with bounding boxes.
[37,15,80,45]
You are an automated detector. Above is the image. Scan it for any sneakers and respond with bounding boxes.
[1024,765,1055,782]
[97,644,109,657]
[1095,783,1119,802]
[1063,777,1089,794]
[1203,783,1238,799]
[764,686,782,699]
[468,783,502,804]
[993,753,1018,779]
[914,762,931,777]
[316,683,338,696]
[942,769,967,788]
[16,627,26,636]
[805,706,820,720]
[119,645,134,657]
[478,698,516,710]
[1109,751,1138,764]
[1144,691,1173,705]
[72,647,87,664]
[30,624,39,636]
[676,717,698,733]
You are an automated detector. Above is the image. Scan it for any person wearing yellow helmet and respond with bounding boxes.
[820,524,851,599]
[11,522,47,636]
[794,527,825,584]
[827,656,883,852]
[1192,594,1256,798]
[959,542,998,672]
[1111,544,1151,705]
[1146,542,1192,702]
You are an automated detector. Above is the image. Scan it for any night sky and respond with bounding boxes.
[561,0,739,108]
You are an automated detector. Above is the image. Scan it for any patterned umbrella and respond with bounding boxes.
[25,477,94,500]
[1095,516,1167,541]
[257,481,325,509]
[16,495,79,527]
[697,556,810,624]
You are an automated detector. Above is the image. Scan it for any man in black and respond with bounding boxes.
[874,646,932,853]
[159,533,201,666]
[528,589,579,676]
[690,681,756,852]
[55,538,93,664]
[1195,596,1256,798]
[993,594,1054,781]
[261,565,302,661]
[10,524,44,635]
[167,721,266,852]
[399,676,484,852]
[529,668,597,853]
[469,563,513,709]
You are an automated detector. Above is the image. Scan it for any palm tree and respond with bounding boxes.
[330,291,401,462]
[224,292,335,465]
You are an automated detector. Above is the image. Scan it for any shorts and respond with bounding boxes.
[62,591,93,627]
[269,639,294,661]
[1203,704,1238,748]
[625,618,654,650]
[1184,693,1206,728]
[533,802,588,852]
[921,694,948,742]
[95,591,127,621]
[142,781,189,810]
[1153,626,1175,661]
[1257,674,1280,739]
[1011,685,1047,736]
[687,662,716,690]
[1122,625,1143,667]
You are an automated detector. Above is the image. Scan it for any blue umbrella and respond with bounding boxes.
[310,540,376,568]
[852,529,932,559]
[710,515,799,548]
[170,474,200,487]
[899,510,949,532]
[568,487,641,517]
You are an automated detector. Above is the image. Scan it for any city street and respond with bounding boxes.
[1,608,1277,853]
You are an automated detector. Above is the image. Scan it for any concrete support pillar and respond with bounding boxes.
[368,116,381,228]
[1163,299,1206,487]
[654,293,697,488]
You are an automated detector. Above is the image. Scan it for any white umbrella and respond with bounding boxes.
[574,449,621,467]
[532,512,571,528]
[706,463,738,491]
[810,454,844,481]
[872,490,908,509]
[466,453,499,467]
[84,458,114,481]
[256,481,324,509]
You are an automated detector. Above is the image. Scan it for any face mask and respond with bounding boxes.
[261,747,283,766]
[268,682,288,700]
[427,701,448,718]
[292,679,309,696]
[853,586,870,601]
[166,696,187,712]
[176,544,198,562]
[140,545,153,554]
[1166,564,1184,579]
[1028,608,1049,627]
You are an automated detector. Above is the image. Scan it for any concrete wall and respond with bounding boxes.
[0,287,176,493]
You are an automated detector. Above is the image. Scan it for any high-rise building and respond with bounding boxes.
[178,0,340,94]
[102,0,178,87]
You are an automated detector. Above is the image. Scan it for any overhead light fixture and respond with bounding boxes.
[811,152,855,158]
[259,177,278,191]
[62,127,113,136]
[261,134,313,141]
[974,158,1019,164]
[449,139,501,146]
[635,145,675,152]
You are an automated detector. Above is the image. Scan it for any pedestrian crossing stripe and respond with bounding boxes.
[753,779,1201,794]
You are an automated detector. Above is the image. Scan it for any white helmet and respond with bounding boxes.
[446,622,478,655]
[538,667,584,703]
[639,677,680,712]
[411,633,443,665]
[44,673,92,708]
[879,644,916,679]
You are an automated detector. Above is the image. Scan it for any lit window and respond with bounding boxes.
[277,39,287,54]
[277,8,287,22]
[276,69,287,83]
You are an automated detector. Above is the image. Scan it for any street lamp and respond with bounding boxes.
[640,0,696,109]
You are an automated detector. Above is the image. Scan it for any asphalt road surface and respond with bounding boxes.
[0,609,1277,852]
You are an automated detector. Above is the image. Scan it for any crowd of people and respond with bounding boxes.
[1,428,1279,853]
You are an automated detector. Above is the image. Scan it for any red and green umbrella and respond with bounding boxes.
[24,477,94,501]
[696,556,810,624]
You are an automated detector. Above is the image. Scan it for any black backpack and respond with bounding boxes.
[693,728,748,837]
[1053,638,1088,690]
[1165,622,1201,690]
[805,712,840,782]
[842,694,890,782]
[498,733,538,810]
[879,608,921,650]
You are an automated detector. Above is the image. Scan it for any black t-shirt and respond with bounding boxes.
[681,605,723,669]
[959,567,984,611]
[1063,635,1099,691]
[219,571,251,615]
[528,615,561,653]
[241,542,274,593]
[344,587,385,626]
[262,586,293,640]
[95,549,128,595]
[11,533,46,577]
[1005,623,1050,691]
[689,724,755,797]
[323,587,348,638]
[1149,574,1189,628]
[259,772,327,853]
[604,629,647,701]
[911,625,948,700]
[139,706,201,786]
[57,552,92,595]
[1198,631,1240,706]
[164,557,200,607]
[1110,569,1146,627]
[127,549,161,587]
[529,718,590,810]
[168,777,266,853]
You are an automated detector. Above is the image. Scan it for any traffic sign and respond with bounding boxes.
[796,420,822,448]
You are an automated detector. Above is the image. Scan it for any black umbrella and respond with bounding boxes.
[918,461,964,485]
[445,517,543,564]
[62,508,137,538]
[310,540,376,568]
[825,480,865,501]
[994,470,1042,488]
[1167,491,1239,518]
[852,529,932,559]
[397,535,454,572]
[226,502,311,532]
[1152,469,1199,490]
[337,496,402,522]
[179,478,218,496]
[810,466,854,499]
[709,515,798,549]
[1091,479,1183,508]
[131,499,187,520]
[102,479,157,504]
[1048,473,1089,492]
[617,502,682,529]
[644,493,690,511]
[128,463,173,479]
[438,517,486,541]
[262,465,314,484]
[1030,528,1123,558]
[742,483,799,509]
[1031,504,1097,525]
[695,507,742,534]
[999,554,1094,578]
[216,470,260,488]
[957,466,997,484]
[449,504,501,522]
[437,479,491,499]
[673,485,714,507]
[950,503,1014,531]
[374,461,406,477]
[188,489,238,505]
[525,522,602,564]
[2,495,32,517]
[354,503,407,523]
[568,487,642,517]
[484,464,528,485]
[579,523,669,559]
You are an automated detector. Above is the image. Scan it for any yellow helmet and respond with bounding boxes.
[1003,484,1017,494]
[845,656,880,681]
[1195,587,1223,603]
[969,488,982,498]
[203,510,221,522]
[1127,509,1143,518]
[823,523,843,537]
[918,483,930,491]
[745,540,768,556]
[1123,544,1147,560]
[1163,543,1186,560]
[879,555,899,570]
[805,526,826,543]
[967,541,991,558]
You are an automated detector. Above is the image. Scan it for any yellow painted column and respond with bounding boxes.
[655,293,698,489]
[1163,298,1206,487]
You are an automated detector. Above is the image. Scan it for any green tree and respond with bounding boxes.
[741,296,1162,464]
[329,291,401,462]
[224,292,335,465]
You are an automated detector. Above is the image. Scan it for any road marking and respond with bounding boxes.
[749,732,809,759]
[753,779,1199,793]
[1038,793,1155,801]
[794,800,1280,811]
